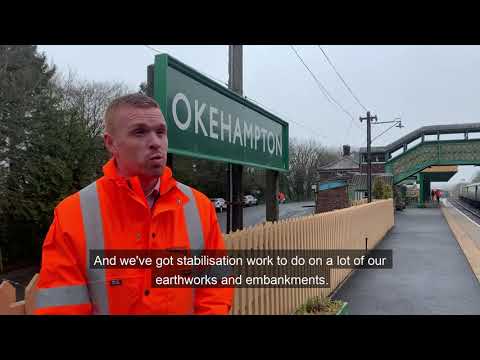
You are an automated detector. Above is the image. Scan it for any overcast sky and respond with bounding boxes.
[37,45,480,185]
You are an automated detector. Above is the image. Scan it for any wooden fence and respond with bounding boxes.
[224,199,393,314]
[0,274,38,314]
[0,199,394,315]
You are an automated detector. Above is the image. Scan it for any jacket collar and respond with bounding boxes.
[102,158,177,196]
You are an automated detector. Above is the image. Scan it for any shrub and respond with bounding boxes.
[295,296,344,315]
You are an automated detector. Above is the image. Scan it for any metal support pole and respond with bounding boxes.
[228,45,244,232]
[148,63,173,170]
[418,172,425,208]
[147,64,154,98]
[266,170,279,222]
[226,164,233,233]
[367,114,372,203]
[426,178,431,204]
[360,111,376,203]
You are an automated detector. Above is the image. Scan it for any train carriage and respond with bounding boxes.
[460,182,480,205]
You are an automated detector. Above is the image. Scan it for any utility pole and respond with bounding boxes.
[147,63,173,169]
[360,111,377,203]
[360,113,402,203]
[227,45,243,232]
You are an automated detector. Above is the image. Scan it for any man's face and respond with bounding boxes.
[104,105,168,179]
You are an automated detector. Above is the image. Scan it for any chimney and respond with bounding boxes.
[343,145,351,157]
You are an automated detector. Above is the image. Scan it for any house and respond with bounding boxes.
[315,145,395,213]
[317,145,359,183]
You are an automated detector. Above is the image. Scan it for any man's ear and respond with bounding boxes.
[104,133,117,156]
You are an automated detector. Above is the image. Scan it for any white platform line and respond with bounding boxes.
[446,199,480,229]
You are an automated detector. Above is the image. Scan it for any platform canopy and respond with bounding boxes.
[420,165,458,182]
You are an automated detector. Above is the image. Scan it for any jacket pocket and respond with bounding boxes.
[88,274,144,315]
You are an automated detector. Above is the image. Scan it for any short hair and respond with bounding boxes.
[104,93,160,134]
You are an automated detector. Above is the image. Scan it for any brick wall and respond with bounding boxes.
[315,186,349,214]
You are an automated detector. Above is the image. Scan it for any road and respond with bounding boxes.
[216,201,315,233]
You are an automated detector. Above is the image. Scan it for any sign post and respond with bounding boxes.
[147,64,174,169]
[228,45,244,232]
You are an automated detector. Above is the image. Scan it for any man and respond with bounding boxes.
[35,93,234,315]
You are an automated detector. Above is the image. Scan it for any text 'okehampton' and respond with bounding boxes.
[171,92,283,156]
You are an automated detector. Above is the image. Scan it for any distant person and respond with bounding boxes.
[431,189,436,202]
[435,189,441,203]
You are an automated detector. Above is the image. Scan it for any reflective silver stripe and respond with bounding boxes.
[176,182,205,315]
[36,284,90,309]
[176,182,205,251]
[79,181,110,315]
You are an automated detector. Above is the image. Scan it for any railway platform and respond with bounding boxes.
[441,198,480,283]
[332,204,480,314]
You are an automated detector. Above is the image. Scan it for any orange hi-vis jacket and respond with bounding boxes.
[35,159,234,315]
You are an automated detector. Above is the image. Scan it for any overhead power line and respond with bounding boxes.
[317,45,368,112]
[371,123,398,143]
[144,45,162,53]
[289,45,365,146]
[289,45,358,123]
[144,45,229,87]
[245,96,329,141]
[371,118,403,143]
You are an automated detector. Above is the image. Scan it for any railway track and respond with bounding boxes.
[448,197,480,224]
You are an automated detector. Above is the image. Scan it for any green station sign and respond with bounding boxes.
[154,54,289,171]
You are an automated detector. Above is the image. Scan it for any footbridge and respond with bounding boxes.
[360,123,480,205]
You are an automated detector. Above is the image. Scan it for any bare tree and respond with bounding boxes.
[286,138,339,201]
[52,70,130,138]
[48,70,132,189]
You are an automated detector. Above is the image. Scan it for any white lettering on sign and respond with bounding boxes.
[275,133,282,156]
[254,125,261,150]
[194,100,208,136]
[171,93,283,157]
[260,128,268,152]
[209,106,219,140]
[244,122,253,149]
[220,111,232,143]
[172,93,191,131]
[267,132,275,155]
[233,117,243,146]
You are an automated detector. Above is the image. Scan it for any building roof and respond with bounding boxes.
[319,156,359,171]
[317,180,348,191]
[349,173,394,191]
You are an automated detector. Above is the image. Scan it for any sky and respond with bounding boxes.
[36,45,480,186]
